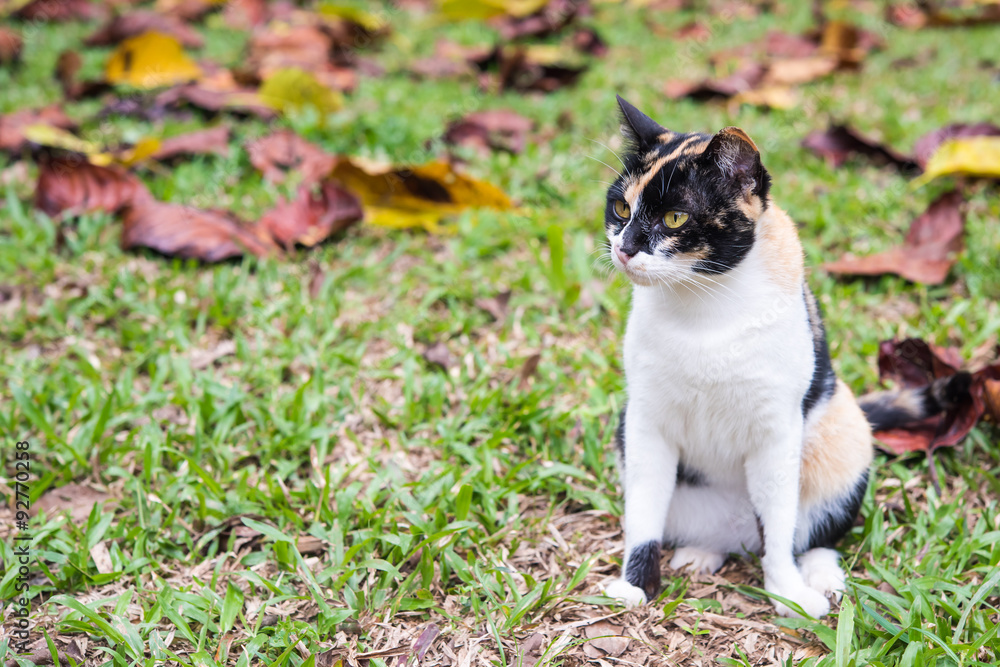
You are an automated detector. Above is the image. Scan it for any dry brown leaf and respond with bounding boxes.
[0,26,22,64]
[247,130,336,185]
[85,10,204,47]
[35,483,116,523]
[151,126,230,161]
[89,542,114,574]
[296,535,326,555]
[802,124,917,170]
[583,621,630,658]
[493,0,590,41]
[824,190,964,284]
[260,181,363,249]
[444,109,534,155]
[15,0,105,21]
[35,156,152,218]
[223,0,269,29]
[121,201,278,262]
[0,106,76,153]
[984,379,1000,422]
[155,84,278,120]
[423,341,454,370]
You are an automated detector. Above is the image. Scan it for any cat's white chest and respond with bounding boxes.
[623,278,812,473]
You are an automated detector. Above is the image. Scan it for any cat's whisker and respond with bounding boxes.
[587,138,631,179]
[587,155,623,178]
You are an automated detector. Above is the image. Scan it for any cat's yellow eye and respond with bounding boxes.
[613,199,630,219]
[664,211,689,228]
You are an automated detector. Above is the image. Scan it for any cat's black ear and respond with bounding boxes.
[705,126,769,198]
[616,95,668,147]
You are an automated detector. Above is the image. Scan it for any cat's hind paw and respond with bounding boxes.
[799,548,846,600]
[669,547,725,575]
[769,581,831,619]
[604,578,647,607]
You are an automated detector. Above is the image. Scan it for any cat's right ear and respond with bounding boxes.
[616,95,668,147]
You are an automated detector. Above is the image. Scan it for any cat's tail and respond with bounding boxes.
[858,372,973,431]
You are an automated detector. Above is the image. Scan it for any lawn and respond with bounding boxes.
[2,1,1000,665]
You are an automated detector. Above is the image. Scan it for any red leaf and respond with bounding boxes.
[85,11,204,48]
[15,0,104,21]
[802,124,917,170]
[823,190,965,284]
[246,130,336,185]
[0,27,23,64]
[260,182,362,249]
[34,156,152,218]
[121,202,277,262]
[151,126,231,162]
[443,110,534,155]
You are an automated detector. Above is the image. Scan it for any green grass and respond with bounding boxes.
[2,1,1000,665]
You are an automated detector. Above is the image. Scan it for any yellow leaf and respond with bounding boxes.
[318,3,388,32]
[106,32,202,89]
[437,0,549,21]
[915,136,1000,186]
[22,124,101,155]
[259,68,343,116]
[729,86,797,110]
[330,159,511,232]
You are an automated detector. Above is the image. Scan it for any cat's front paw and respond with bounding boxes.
[604,578,648,607]
[768,581,831,619]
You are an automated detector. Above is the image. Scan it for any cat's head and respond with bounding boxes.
[604,96,771,286]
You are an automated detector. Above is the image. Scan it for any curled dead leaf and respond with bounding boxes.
[914,123,1000,169]
[86,10,204,48]
[444,109,534,155]
[35,155,152,218]
[155,84,278,120]
[260,181,363,249]
[916,136,1000,185]
[823,190,964,284]
[0,106,76,153]
[802,124,917,170]
[15,0,105,21]
[121,201,278,262]
[247,130,336,185]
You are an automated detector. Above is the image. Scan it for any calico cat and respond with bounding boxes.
[602,96,969,618]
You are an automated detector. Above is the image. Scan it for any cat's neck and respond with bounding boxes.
[632,204,805,323]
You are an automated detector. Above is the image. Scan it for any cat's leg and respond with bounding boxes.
[745,428,831,619]
[604,405,678,606]
[669,547,725,574]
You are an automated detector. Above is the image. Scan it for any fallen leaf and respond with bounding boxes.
[154,84,278,120]
[443,109,534,155]
[913,123,1000,169]
[330,158,511,231]
[14,0,104,21]
[438,0,549,21]
[916,136,1000,185]
[35,483,116,523]
[296,535,326,555]
[887,3,1000,28]
[674,21,711,41]
[802,124,917,170]
[259,68,343,115]
[517,633,547,667]
[729,85,797,110]
[475,290,511,322]
[35,156,152,218]
[409,40,484,79]
[121,201,277,261]
[86,10,204,47]
[244,21,360,93]
[518,352,541,390]
[247,130,336,185]
[423,341,454,369]
[664,63,767,101]
[223,0,269,29]
[106,31,203,89]
[151,126,230,161]
[90,541,114,574]
[411,624,441,661]
[473,43,588,93]
[984,379,1000,422]
[155,0,224,21]
[0,106,76,153]
[260,181,363,249]
[56,50,112,99]
[764,55,838,86]
[0,26,22,63]
[823,190,964,284]
[493,0,589,40]
[583,621,630,658]
[189,339,237,369]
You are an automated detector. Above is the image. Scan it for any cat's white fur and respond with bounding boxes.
[603,205,846,618]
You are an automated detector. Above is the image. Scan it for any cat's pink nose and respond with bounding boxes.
[615,245,633,266]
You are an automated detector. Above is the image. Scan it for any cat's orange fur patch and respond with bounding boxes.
[623,137,707,203]
[755,205,803,292]
[800,380,873,506]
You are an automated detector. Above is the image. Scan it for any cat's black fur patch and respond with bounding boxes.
[806,469,869,549]
[802,287,837,416]
[859,372,973,431]
[607,101,770,277]
[615,406,626,461]
[625,540,662,600]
